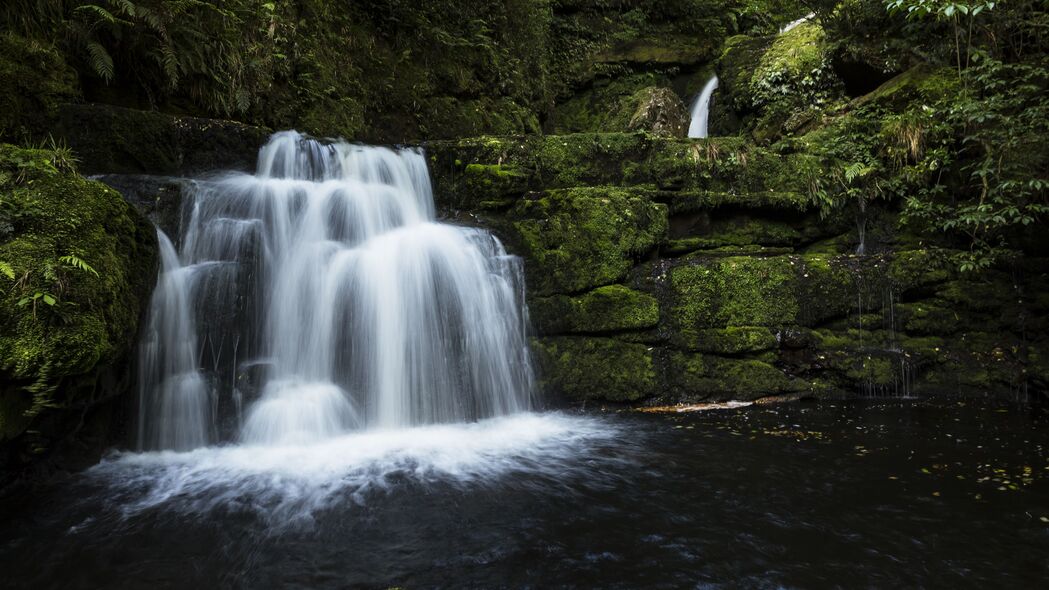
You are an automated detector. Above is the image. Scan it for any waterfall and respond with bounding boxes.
[687,75,719,139]
[137,131,535,451]
[137,232,213,451]
[779,13,815,34]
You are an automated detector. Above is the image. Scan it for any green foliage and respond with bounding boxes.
[899,56,1049,269]
[0,32,78,142]
[59,253,100,277]
[0,142,157,419]
[885,0,998,82]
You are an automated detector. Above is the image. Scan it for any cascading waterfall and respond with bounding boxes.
[137,131,535,451]
[687,75,719,139]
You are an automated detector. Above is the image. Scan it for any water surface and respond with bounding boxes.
[2,398,1047,588]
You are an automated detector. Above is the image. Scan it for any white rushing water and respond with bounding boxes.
[779,12,815,34]
[93,413,628,526]
[687,75,719,139]
[137,131,536,451]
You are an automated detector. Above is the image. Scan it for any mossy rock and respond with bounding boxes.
[626,88,689,137]
[56,104,271,176]
[531,284,659,335]
[535,336,657,402]
[715,23,846,142]
[0,33,78,143]
[849,65,959,112]
[551,74,673,134]
[664,351,809,401]
[668,255,801,333]
[715,34,773,116]
[0,144,157,463]
[428,133,820,198]
[508,187,668,295]
[673,326,780,354]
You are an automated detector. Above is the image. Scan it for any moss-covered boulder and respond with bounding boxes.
[714,22,846,142]
[664,351,809,401]
[627,88,690,137]
[508,187,668,295]
[0,144,156,475]
[535,337,657,402]
[531,284,659,334]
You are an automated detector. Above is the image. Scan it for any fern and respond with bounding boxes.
[59,255,100,277]
[110,0,138,19]
[72,4,131,27]
[85,41,115,81]
[0,261,14,280]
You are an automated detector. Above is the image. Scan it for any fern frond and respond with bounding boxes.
[73,4,131,27]
[110,0,138,18]
[59,255,100,277]
[0,261,14,280]
[161,45,180,88]
[85,41,115,81]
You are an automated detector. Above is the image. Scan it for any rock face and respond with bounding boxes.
[627,88,690,137]
[56,104,271,177]
[427,130,1049,405]
[0,144,157,480]
[714,22,846,142]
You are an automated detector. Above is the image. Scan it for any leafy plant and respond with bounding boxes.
[885,0,998,84]
[58,254,99,276]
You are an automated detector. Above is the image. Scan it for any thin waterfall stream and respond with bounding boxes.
[688,75,719,138]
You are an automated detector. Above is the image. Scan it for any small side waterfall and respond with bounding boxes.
[687,75,719,139]
[137,131,535,451]
[137,232,213,451]
[779,13,815,34]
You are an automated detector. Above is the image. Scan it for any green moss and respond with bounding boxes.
[678,326,779,354]
[897,302,960,335]
[552,74,671,134]
[443,163,529,210]
[535,336,656,402]
[664,190,811,215]
[509,187,667,295]
[888,249,954,291]
[665,351,806,401]
[844,355,896,386]
[531,284,659,334]
[428,134,820,200]
[716,34,774,115]
[851,65,959,112]
[0,33,78,143]
[669,256,799,334]
[0,143,156,442]
[753,22,827,91]
[715,23,846,142]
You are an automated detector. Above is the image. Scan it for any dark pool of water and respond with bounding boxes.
[1,398,1047,589]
